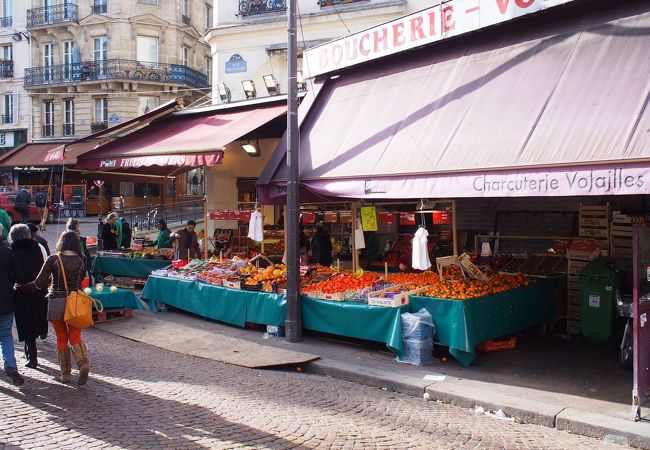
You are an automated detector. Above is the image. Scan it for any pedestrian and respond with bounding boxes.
[120,218,132,249]
[172,220,201,260]
[0,223,25,386]
[15,231,90,385]
[0,205,11,240]
[35,190,49,231]
[13,188,30,223]
[10,224,47,370]
[27,223,50,257]
[154,218,173,249]
[66,219,90,281]
[101,212,119,250]
[310,223,333,267]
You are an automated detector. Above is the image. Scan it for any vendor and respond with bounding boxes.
[213,228,233,258]
[310,223,333,267]
[398,251,417,273]
[101,212,119,250]
[154,218,174,249]
[172,220,201,260]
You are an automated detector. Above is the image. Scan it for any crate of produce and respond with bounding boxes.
[476,337,516,352]
[223,278,242,290]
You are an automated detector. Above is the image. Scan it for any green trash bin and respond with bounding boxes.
[578,257,632,343]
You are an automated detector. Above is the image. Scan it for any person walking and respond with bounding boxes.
[10,225,47,369]
[310,223,333,267]
[16,231,89,385]
[35,190,49,232]
[67,219,91,282]
[27,223,50,257]
[172,220,201,260]
[100,212,119,251]
[0,206,11,239]
[13,188,30,224]
[154,218,173,249]
[0,223,25,385]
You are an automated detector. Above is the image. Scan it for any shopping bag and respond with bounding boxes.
[58,256,103,329]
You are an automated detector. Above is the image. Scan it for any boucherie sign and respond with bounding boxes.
[304,0,577,77]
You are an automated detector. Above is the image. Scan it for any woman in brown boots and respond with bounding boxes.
[16,231,90,385]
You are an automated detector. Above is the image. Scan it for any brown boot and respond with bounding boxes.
[72,342,89,386]
[57,347,72,383]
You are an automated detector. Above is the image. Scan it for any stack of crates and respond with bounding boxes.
[610,212,636,259]
[566,204,610,335]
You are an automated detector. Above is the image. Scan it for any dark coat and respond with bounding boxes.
[311,231,333,267]
[34,235,50,255]
[101,222,118,250]
[121,220,132,248]
[174,228,200,260]
[11,239,47,341]
[0,244,23,316]
[13,189,30,212]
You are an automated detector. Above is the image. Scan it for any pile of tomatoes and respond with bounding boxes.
[302,272,380,295]
[423,273,529,300]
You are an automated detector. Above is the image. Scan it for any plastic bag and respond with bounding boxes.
[401,308,435,340]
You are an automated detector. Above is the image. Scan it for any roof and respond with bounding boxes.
[0,143,66,168]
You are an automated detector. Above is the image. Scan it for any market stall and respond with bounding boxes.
[90,287,149,311]
[91,248,174,289]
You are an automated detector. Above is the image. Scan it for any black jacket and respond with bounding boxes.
[34,235,50,255]
[311,231,333,267]
[101,222,118,250]
[11,239,47,341]
[0,244,23,316]
[121,220,132,248]
[13,190,30,211]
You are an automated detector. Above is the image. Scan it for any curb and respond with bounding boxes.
[305,359,650,449]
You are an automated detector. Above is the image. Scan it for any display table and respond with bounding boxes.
[91,287,147,311]
[140,276,286,327]
[302,296,407,353]
[91,256,171,279]
[410,281,555,367]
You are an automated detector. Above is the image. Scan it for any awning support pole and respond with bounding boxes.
[452,199,458,256]
[285,0,301,343]
[204,165,209,260]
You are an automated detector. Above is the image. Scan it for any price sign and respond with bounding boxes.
[399,212,416,226]
[302,211,315,224]
[339,211,352,224]
[378,212,393,225]
[324,211,338,223]
[238,210,251,222]
[360,206,378,231]
[432,210,451,225]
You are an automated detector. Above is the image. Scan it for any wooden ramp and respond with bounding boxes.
[94,312,319,369]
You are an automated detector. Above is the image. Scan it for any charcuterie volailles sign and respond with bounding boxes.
[304,0,578,77]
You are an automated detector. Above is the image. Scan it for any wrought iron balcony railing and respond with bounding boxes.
[0,61,13,78]
[0,17,12,27]
[24,59,210,89]
[1,114,12,125]
[239,0,286,16]
[91,121,108,133]
[27,3,78,28]
[182,14,191,25]
[43,124,55,137]
[63,124,75,136]
[93,1,107,14]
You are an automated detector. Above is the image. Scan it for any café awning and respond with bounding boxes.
[0,142,66,168]
[259,0,650,201]
[76,103,287,172]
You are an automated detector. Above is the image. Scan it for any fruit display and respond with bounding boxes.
[98,248,174,260]
[422,273,530,300]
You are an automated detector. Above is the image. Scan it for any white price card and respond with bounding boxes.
[589,294,601,308]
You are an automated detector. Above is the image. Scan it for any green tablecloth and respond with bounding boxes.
[140,276,286,327]
[91,288,145,311]
[410,281,555,367]
[91,256,171,278]
[302,297,407,354]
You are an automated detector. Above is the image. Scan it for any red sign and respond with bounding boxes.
[93,180,105,187]
[209,211,219,220]
[432,210,451,225]
[339,211,352,224]
[239,210,251,222]
[378,212,393,225]
[218,211,228,220]
[228,210,240,220]
[324,211,338,223]
[302,211,315,224]
[399,212,416,226]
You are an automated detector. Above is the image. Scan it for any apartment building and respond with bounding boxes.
[0,0,29,154]
[206,0,429,103]
[25,0,212,141]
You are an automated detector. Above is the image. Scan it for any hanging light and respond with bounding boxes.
[263,74,280,96]
[297,70,306,91]
[242,79,257,99]
[217,82,231,102]
[241,140,260,157]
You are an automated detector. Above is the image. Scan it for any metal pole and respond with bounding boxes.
[285,0,301,343]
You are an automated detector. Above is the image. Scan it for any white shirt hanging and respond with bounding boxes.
[352,218,365,250]
[411,227,431,270]
[247,210,264,242]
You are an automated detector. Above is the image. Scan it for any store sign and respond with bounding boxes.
[304,0,578,77]
[225,54,247,74]
[109,114,120,124]
[13,166,48,172]
[0,131,14,147]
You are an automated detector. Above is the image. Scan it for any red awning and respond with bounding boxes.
[0,143,66,168]
[76,104,287,170]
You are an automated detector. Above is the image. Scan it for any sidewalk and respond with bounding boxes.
[98,308,650,449]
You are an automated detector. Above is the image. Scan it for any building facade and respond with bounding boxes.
[25,0,212,142]
[207,0,429,103]
[0,1,30,154]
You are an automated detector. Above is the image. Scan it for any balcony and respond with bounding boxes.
[91,121,108,133]
[24,59,210,89]
[43,124,54,137]
[239,0,285,16]
[182,14,191,25]
[1,114,12,124]
[92,1,108,14]
[63,124,75,136]
[27,3,78,29]
[0,61,13,78]
[0,17,12,27]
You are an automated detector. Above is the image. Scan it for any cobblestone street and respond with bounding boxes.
[0,328,619,449]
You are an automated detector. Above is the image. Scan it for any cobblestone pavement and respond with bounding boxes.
[0,329,621,449]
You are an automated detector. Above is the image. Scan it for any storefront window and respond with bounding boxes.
[120,181,134,197]
[134,182,146,197]
[148,183,161,197]
[186,168,203,195]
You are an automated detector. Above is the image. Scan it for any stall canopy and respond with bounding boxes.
[259,0,650,202]
[76,103,287,173]
[0,142,66,168]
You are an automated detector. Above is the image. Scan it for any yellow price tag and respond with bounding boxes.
[360,206,378,232]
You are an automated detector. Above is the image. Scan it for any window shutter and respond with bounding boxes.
[12,93,17,124]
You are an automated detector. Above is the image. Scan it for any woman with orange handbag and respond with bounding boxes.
[15,231,89,385]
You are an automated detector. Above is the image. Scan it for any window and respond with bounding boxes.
[120,181,134,198]
[138,96,159,115]
[93,36,107,76]
[1,0,12,27]
[134,182,146,198]
[137,36,158,65]
[148,184,161,198]
[206,57,212,83]
[205,4,212,31]
[0,44,11,61]
[63,41,74,80]
[43,43,53,82]
[63,99,74,136]
[183,46,190,66]
[43,101,54,137]
[2,94,12,124]
[182,0,190,25]
[93,0,107,14]
[137,0,159,5]
[94,98,108,125]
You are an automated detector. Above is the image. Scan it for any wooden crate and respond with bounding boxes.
[610,225,633,238]
[93,308,132,324]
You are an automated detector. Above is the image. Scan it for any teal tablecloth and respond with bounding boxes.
[90,288,145,311]
[140,276,286,327]
[302,296,407,354]
[410,281,555,367]
[91,256,171,278]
